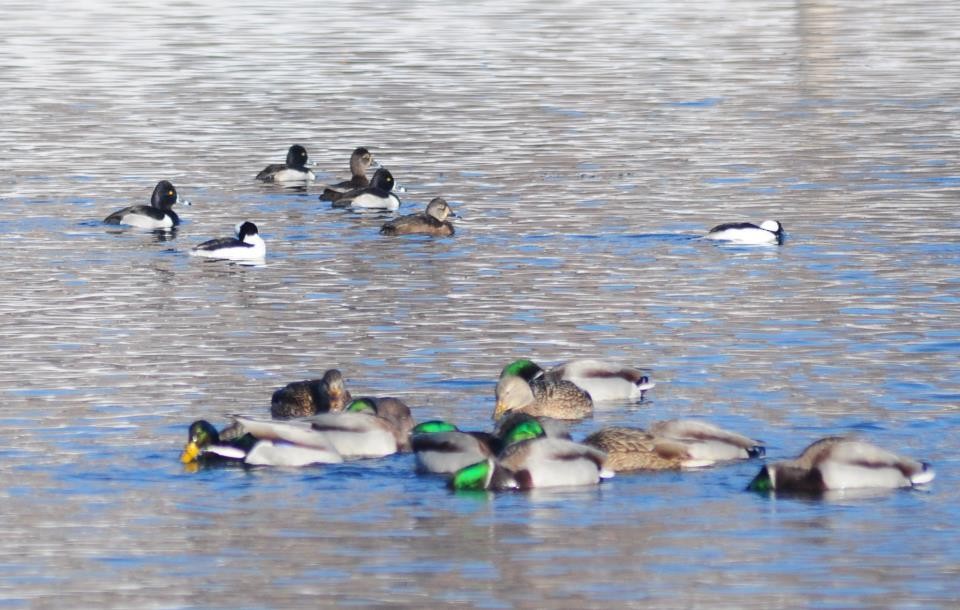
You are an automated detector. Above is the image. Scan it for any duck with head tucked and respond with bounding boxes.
[256,144,315,183]
[501,358,654,403]
[583,419,764,472]
[318,147,376,200]
[180,419,343,468]
[450,417,612,491]
[494,369,592,421]
[270,369,352,419]
[237,396,414,459]
[327,167,400,210]
[380,197,457,237]
[104,180,191,230]
[747,436,934,495]
[704,220,784,245]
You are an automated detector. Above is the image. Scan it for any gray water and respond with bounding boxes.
[2,0,960,607]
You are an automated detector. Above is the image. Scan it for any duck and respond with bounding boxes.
[318,147,376,200]
[450,418,612,491]
[410,421,499,475]
[270,369,352,419]
[500,358,654,403]
[179,419,343,468]
[583,419,764,471]
[190,221,265,261]
[103,180,190,229]
[746,436,935,494]
[380,197,456,237]
[704,220,784,245]
[493,374,592,420]
[256,144,315,183]
[236,396,414,459]
[327,167,400,210]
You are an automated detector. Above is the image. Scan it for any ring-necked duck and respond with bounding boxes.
[327,167,400,210]
[103,180,190,229]
[380,197,456,236]
[256,144,315,183]
[190,221,265,261]
[318,147,376,201]
[705,220,784,245]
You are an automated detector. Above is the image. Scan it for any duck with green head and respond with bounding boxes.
[583,419,764,472]
[747,436,934,495]
[450,418,612,491]
[270,369,352,419]
[238,396,414,459]
[180,419,343,468]
[500,358,654,403]
[410,420,499,475]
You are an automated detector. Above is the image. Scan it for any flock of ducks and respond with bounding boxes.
[107,143,927,495]
[181,358,935,495]
[103,144,782,264]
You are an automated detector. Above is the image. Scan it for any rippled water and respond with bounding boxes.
[2,0,960,607]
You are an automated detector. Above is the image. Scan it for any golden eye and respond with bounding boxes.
[168,190,174,196]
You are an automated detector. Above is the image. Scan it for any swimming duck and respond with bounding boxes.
[180,419,343,468]
[747,436,935,494]
[327,167,400,210]
[238,397,414,459]
[380,197,456,237]
[270,369,352,419]
[256,144,315,183]
[704,220,784,245]
[410,421,499,475]
[493,372,592,421]
[450,418,611,491]
[318,147,376,200]
[104,180,190,229]
[190,221,265,261]
[500,358,654,403]
[583,420,764,472]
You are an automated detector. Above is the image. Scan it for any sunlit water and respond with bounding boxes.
[2,0,960,607]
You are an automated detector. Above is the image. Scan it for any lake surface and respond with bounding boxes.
[2,0,959,607]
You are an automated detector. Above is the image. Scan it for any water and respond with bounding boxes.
[2,0,959,607]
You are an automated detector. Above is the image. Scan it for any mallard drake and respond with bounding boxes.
[319,147,376,199]
[270,369,352,419]
[410,421,498,475]
[493,374,592,420]
[242,397,414,459]
[747,436,935,494]
[500,358,654,403]
[380,197,456,237]
[450,418,611,491]
[180,420,343,468]
[583,420,764,472]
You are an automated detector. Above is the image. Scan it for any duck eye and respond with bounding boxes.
[168,190,174,196]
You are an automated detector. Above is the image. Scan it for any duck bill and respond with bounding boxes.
[180,441,201,464]
[492,401,509,420]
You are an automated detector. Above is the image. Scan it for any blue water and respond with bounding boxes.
[2,0,960,607]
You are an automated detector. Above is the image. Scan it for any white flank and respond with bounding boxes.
[350,193,400,211]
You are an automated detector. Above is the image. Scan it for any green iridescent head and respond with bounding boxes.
[412,420,459,434]
[501,418,545,447]
[450,460,493,491]
[746,466,774,493]
[346,398,377,414]
[499,359,544,382]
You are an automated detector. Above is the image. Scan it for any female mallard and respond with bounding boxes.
[500,358,654,403]
[747,436,935,494]
[270,369,352,419]
[319,146,376,200]
[450,418,612,491]
[380,197,456,237]
[493,374,592,420]
[242,397,414,459]
[410,421,498,475]
[180,419,343,468]
[583,420,764,471]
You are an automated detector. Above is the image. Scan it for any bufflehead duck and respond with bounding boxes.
[327,167,400,210]
[256,144,315,183]
[705,220,784,245]
[380,197,457,236]
[103,180,190,229]
[747,436,935,494]
[318,147,376,201]
[190,221,265,261]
